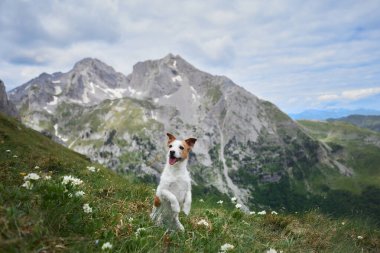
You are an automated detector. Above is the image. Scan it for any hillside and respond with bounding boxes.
[1,112,379,252]
[298,120,380,191]
[327,115,380,132]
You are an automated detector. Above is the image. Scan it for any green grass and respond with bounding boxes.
[1,113,380,252]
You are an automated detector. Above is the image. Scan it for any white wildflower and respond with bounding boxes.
[258,210,267,215]
[220,243,234,252]
[101,242,113,250]
[341,221,345,225]
[75,191,85,197]
[197,219,209,227]
[21,180,33,190]
[357,235,364,240]
[199,199,204,202]
[128,217,134,223]
[62,175,83,186]
[24,173,40,181]
[87,166,97,172]
[266,248,278,253]
[34,166,40,169]
[217,200,223,205]
[6,149,11,152]
[231,197,237,203]
[83,203,92,213]
[13,155,18,158]
[249,211,256,215]
[235,203,242,209]
[44,175,51,180]
[271,211,278,215]
[135,227,146,237]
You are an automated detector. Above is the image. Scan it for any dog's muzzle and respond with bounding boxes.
[169,151,180,165]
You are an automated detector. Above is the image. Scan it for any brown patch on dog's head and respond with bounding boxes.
[166,133,176,145]
[180,138,197,159]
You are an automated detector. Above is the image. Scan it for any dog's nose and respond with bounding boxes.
[170,150,175,156]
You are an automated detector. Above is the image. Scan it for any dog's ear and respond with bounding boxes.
[167,133,176,144]
[185,138,197,148]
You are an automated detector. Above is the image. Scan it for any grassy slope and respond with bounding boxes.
[1,113,379,252]
[297,120,380,192]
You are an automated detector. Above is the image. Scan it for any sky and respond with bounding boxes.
[1,0,380,113]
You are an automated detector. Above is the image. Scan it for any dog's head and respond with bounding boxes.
[166,133,197,166]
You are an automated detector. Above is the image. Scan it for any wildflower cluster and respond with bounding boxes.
[101,242,113,250]
[83,203,93,213]
[135,227,146,237]
[21,172,41,190]
[220,243,234,252]
[24,173,40,181]
[62,175,83,186]
[87,166,99,172]
[197,219,210,228]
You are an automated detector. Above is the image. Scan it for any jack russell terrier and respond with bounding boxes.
[150,133,197,231]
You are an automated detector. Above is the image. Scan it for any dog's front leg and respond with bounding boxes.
[160,189,180,213]
[183,190,191,215]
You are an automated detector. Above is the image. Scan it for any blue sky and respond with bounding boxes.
[1,0,380,113]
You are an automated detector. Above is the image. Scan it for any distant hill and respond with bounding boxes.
[328,115,380,132]
[289,108,380,120]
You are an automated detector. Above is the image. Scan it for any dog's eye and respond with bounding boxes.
[179,146,184,150]
[169,145,172,148]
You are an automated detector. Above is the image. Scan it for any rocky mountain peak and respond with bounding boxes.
[0,80,19,118]
[71,57,118,76]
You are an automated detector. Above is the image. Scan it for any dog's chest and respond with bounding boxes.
[161,173,189,201]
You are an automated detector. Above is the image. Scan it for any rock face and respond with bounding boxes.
[0,80,18,118]
[9,54,336,209]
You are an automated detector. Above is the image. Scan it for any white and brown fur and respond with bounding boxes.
[150,133,196,231]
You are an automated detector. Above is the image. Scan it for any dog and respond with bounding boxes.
[150,133,197,231]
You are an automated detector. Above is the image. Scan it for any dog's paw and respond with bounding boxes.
[183,207,190,216]
[177,222,185,232]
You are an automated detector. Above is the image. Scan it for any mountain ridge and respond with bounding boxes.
[7,54,355,210]
[289,108,380,120]
[327,115,380,132]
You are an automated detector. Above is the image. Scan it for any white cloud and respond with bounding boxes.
[318,94,340,101]
[0,0,380,113]
[342,87,380,100]
[318,87,380,101]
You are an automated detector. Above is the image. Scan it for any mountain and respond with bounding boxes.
[7,54,370,211]
[0,79,18,118]
[2,112,378,252]
[289,108,380,120]
[327,115,380,132]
